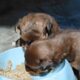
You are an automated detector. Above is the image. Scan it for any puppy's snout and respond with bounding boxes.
[41,62,53,71]
[41,65,50,71]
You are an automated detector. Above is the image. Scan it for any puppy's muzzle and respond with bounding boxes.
[25,62,54,74]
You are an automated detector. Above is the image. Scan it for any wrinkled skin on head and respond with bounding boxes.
[25,42,54,75]
[24,38,67,75]
[25,32,78,75]
[16,13,61,46]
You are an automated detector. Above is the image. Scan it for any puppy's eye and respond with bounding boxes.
[25,64,35,71]
[32,30,40,33]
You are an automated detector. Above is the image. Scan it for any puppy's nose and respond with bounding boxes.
[41,62,53,70]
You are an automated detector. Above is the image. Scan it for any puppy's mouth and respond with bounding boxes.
[25,63,54,75]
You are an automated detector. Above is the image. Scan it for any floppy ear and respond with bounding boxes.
[62,47,76,63]
[52,49,70,65]
[52,38,73,64]
[45,22,52,36]
[62,38,75,62]
[50,17,61,35]
[66,51,76,62]
[15,25,20,33]
[65,38,76,62]
[51,18,61,35]
[15,19,22,34]
[44,19,61,38]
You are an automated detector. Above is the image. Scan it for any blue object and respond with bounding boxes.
[0,76,11,80]
[0,47,24,70]
[31,60,77,80]
[0,47,77,80]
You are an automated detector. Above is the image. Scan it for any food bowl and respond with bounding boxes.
[0,47,77,80]
[31,60,77,80]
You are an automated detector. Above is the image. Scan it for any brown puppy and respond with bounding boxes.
[16,13,61,47]
[25,31,80,75]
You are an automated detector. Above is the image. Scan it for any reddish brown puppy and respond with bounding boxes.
[25,31,80,75]
[16,13,61,47]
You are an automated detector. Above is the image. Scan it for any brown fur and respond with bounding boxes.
[16,13,61,46]
[25,31,80,75]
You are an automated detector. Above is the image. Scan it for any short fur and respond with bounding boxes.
[16,13,61,46]
[25,31,80,76]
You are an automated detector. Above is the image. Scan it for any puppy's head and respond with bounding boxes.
[25,39,66,75]
[16,13,61,46]
[25,41,55,75]
[25,37,73,75]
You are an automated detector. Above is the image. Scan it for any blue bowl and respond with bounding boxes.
[0,47,77,80]
[0,47,25,70]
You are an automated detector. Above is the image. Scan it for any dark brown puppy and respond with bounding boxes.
[25,31,80,75]
[16,13,61,46]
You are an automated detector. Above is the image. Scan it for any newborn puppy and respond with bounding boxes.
[16,13,61,47]
[25,31,80,75]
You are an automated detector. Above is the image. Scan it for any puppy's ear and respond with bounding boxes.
[15,19,22,34]
[44,19,61,38]
[52,50,69,65]
[45,23,52,36]
[51,18,61,35]
[63,38,75,62]
[15,25,20,33]
[52,38,73,64]
[66,51,76,62]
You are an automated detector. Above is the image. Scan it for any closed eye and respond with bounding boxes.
[25,64,36,71]
[25,64,41,71]
[32,29,40,33]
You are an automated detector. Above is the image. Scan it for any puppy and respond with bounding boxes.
[16,13,61,47]
[25,31,80,76]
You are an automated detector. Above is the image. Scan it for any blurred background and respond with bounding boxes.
[0,0,80,52]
